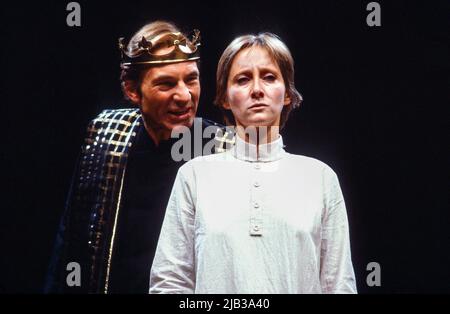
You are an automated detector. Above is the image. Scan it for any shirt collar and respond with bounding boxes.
[232,133,285,162]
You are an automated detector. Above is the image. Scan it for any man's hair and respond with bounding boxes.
[214,32,303,129]
[120,21,180,100]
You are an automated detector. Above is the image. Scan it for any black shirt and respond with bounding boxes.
[107,118,221,293]
[107,126,183,293]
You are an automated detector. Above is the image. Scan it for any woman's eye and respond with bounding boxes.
[237,77,249,85]
[264,75,276,82]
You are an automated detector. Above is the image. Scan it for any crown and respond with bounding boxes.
[119,29,201,67]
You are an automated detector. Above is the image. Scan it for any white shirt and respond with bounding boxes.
[149,135,357,294]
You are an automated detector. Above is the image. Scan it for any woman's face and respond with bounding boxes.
[225,46,290,129]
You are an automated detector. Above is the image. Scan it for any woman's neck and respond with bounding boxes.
[236,125,280,155]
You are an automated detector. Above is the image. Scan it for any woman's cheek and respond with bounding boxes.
[229,90,247,108]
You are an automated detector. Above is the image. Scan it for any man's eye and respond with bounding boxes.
[186,76,199,84]
[157,81,176,89]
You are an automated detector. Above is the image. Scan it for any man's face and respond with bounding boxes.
[137,61,200,142]
[225,46,290,129]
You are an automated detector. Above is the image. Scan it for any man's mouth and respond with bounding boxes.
[168,107,192,121]
[169,107,191,116]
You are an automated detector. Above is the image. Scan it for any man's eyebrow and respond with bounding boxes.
[151,75,176,82]
[185,70,200,78]
[152,70,199,83]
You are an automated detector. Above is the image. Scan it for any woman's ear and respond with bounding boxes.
[222,101,231,110]
[123,81,141,105]
[283,92,291,106]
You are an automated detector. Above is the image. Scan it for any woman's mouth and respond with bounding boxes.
[249,103,268,110]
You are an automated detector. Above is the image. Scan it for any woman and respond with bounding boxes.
[149,33,357,293]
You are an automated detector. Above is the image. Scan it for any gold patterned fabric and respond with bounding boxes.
[45,108,232,293]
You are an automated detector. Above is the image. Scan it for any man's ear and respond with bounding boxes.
[283,92,291,106]
[123,81,141,105]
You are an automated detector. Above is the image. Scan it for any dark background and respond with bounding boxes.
[1,0,448,293]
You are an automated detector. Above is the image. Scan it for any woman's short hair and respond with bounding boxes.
[214,33,303,129]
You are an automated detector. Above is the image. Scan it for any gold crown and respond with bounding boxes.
[119,29,200,67]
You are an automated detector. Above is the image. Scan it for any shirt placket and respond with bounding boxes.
[249,162,263,236]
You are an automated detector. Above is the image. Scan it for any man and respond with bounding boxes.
[45,20,233,293]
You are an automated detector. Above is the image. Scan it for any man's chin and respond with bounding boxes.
[169,118,195,134]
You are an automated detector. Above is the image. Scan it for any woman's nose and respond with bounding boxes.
[251,78,264,99]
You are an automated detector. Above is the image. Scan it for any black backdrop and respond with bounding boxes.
[1,0,448,293]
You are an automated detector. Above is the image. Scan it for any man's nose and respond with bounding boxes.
[173,82,191,104]
[251,78,264,99]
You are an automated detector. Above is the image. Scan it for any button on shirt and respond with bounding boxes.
[150,135,357,294]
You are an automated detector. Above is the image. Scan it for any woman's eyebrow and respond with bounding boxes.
[258,66,279,73]
[232,69,252,77]
[232,66,278,78]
